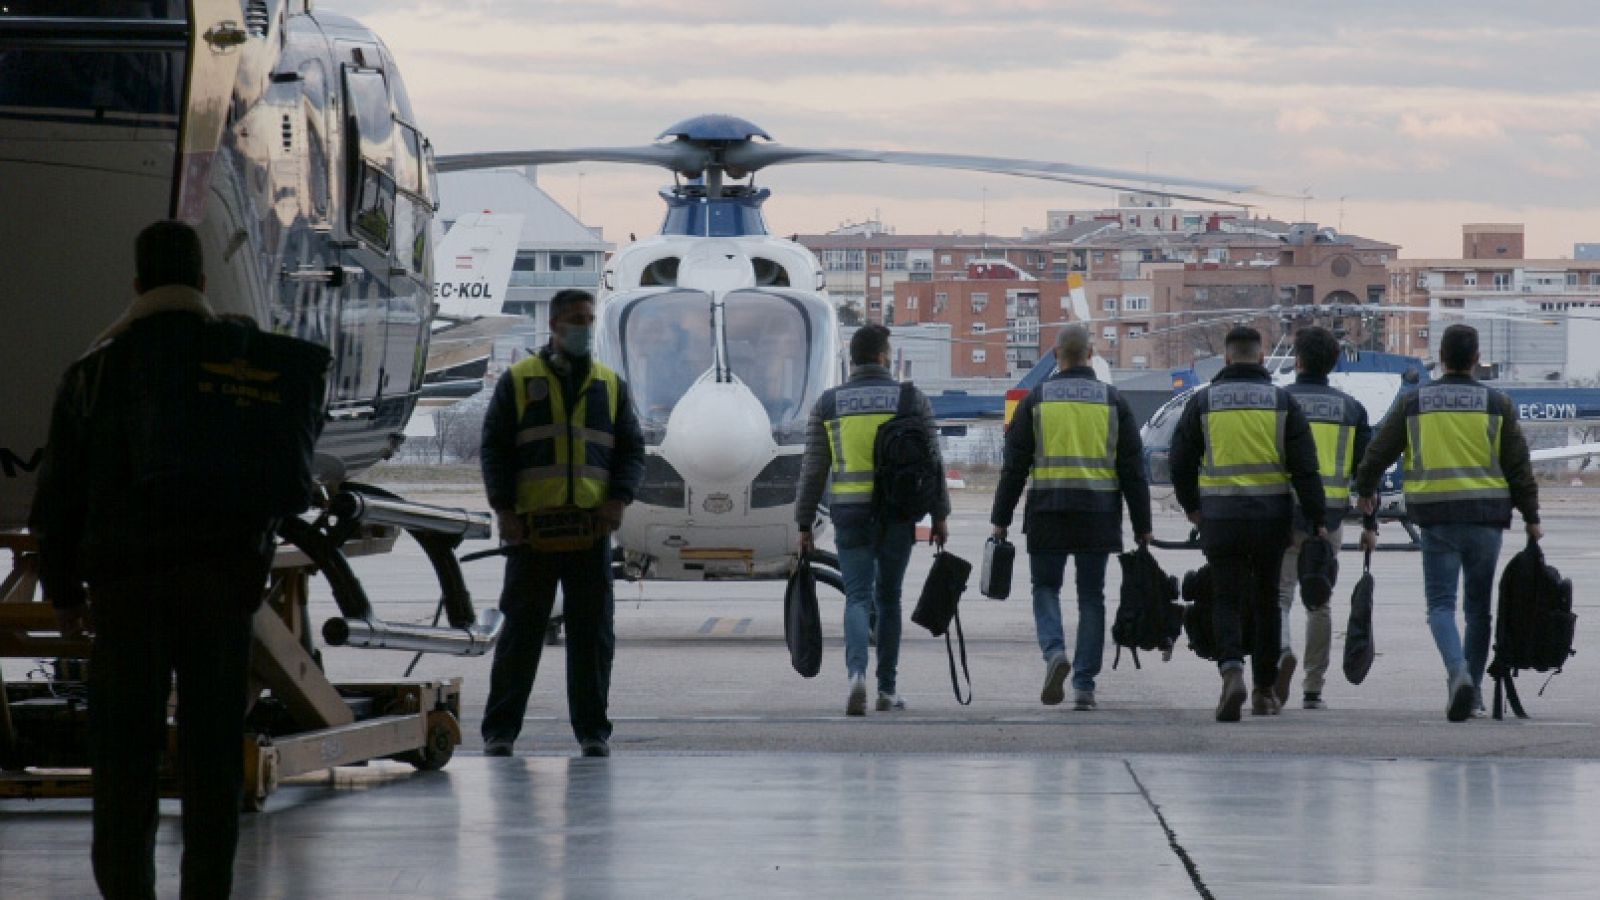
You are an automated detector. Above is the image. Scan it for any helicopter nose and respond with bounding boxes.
[659,380,776,484]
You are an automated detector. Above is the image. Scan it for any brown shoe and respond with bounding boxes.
[1251,687,1282,716]
[1216,668,1247,722]
[1274,652,1297,704]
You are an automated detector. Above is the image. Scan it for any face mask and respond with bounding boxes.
[558,325,594,358]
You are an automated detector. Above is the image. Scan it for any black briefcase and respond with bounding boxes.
[913,550,973,704]
[979,536,1014,600]
[784,553,824,678]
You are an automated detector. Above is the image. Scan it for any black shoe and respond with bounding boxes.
[483,738,514,757]
[580,739,610,758]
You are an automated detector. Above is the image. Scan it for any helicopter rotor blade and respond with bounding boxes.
[724,144,1262,196]
[435,144,711,176]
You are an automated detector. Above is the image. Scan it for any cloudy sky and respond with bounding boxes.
[340,0,1600,257]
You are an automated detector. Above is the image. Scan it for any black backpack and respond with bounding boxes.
[1487,540,1577,719]
[1112,545,1184,669]
[1181,564,1220,662]
[871,383,942,523]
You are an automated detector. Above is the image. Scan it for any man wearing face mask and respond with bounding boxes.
[479,289,645,757]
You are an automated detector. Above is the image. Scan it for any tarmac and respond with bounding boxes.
[4,485,1599,897]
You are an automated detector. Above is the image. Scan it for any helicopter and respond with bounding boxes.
[437,114,1267,584]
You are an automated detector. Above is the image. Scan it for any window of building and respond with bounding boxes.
[1124,295,1149,312]
[1102,296,1117,312]
[971,292,988,312]
[1132,355,1149,369]
[548,253,592,271]
[1591,273,1600,287]
[869,253,880,265]
[884,250,908,271]
[512,252,539,272]
[971,348,987,363]
[1464,272,1477,286]
[971,322,986,334]
[1493,272,1511,289]
[906,294,919,310]
[1568,272,1580,286]
[933,292,948,314]
[1127,326,1145,339]
[869,275,881,288]
[1092,251,1105,264]
[940,254,953,266]
[1102,325,1117,345]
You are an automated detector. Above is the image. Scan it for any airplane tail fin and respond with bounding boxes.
[432,212,523,319]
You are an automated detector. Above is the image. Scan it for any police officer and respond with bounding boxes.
[989,325,1152,711]
[1354,323,1540,722]
[30,221,284,898]
[1276,326,1371,710]
[479,289,645,757]
[1170,326,1326,721]
[796,324,950,716]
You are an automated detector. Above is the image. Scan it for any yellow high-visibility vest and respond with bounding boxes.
[1404,383,1509,508]
[825,383,902,509]
[1032,378,1118,493]
[1292,390,1357,503]
[509,355,621,513]
[1198,382,1290,500]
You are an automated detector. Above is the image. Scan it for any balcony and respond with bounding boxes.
[509,271,601,288]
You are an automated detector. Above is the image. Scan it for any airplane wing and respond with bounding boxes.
[1531,442,1600,464]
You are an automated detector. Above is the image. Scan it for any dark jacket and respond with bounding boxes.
[1354,373,1538,528]
[480,347,645,513]
[795,364,951,530]
[1284,374,1372,532]
[1170,362,1326,529]
[30,307,274,609]
[990,366,1152,554]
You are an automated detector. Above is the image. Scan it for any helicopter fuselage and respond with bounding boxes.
[0,4,438,529]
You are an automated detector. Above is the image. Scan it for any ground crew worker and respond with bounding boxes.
[479,289,645,757]
[989,325,1152,711]
[1276,327,1371,710]
[30,221,282,898]
[1170,326,1326,721]
[796,324,950,716]
[1355,323,1540,722]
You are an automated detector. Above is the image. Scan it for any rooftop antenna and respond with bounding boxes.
[1338,195,1347,232]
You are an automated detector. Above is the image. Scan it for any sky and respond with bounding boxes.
[339,0,1600,258]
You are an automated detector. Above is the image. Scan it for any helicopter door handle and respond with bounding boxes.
[283,265,359,287]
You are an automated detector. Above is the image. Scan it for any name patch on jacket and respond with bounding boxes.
[1295,394,1346,422]
[1041,380,1108,404]
[1208,383,1276,411]
[1419,385,1487,413]
[836,386,901,416]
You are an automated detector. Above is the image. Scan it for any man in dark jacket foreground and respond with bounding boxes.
[990,325,1152,711]
[31,221,280,898]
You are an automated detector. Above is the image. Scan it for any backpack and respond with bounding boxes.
[1111,545,1184,669]
[1487,540,1577,719]
[871,383,942,523]
[1181,564,1220,662]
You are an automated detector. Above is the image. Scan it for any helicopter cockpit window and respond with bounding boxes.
[394,122,423,198]
[608,291,715,436]
[352,165,395,249]
[342,68,393,170]
[723,290,831,444]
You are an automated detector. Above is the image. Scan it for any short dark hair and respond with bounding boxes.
[1440,323,1479,372]
[849,324,891,366]
[135,220,204,290]
[549,289,595,323]
[1224,325,1262,359]
[1293,326,1340,378]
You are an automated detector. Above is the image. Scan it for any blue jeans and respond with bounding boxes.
[1419,523,1502,689]
[835,521,916,694]
[1029,551,1110,692]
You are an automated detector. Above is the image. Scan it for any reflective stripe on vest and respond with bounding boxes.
[1403,383,1508,507]
[1198,382,1290,498]
[510,356,622,512]
[825,384,900,507]
[1295,391,1355,502]
[1032,379,1118,493]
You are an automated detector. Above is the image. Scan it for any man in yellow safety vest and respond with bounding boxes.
[1170,326,1327,722]
[479,289,645,757]
[1355,323,1541,722]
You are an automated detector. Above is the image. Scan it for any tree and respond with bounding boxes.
[836,301,863,326]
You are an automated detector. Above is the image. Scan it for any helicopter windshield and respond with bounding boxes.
[602,288,833,445]
[608,290,716,434]
[723,290,833,443]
